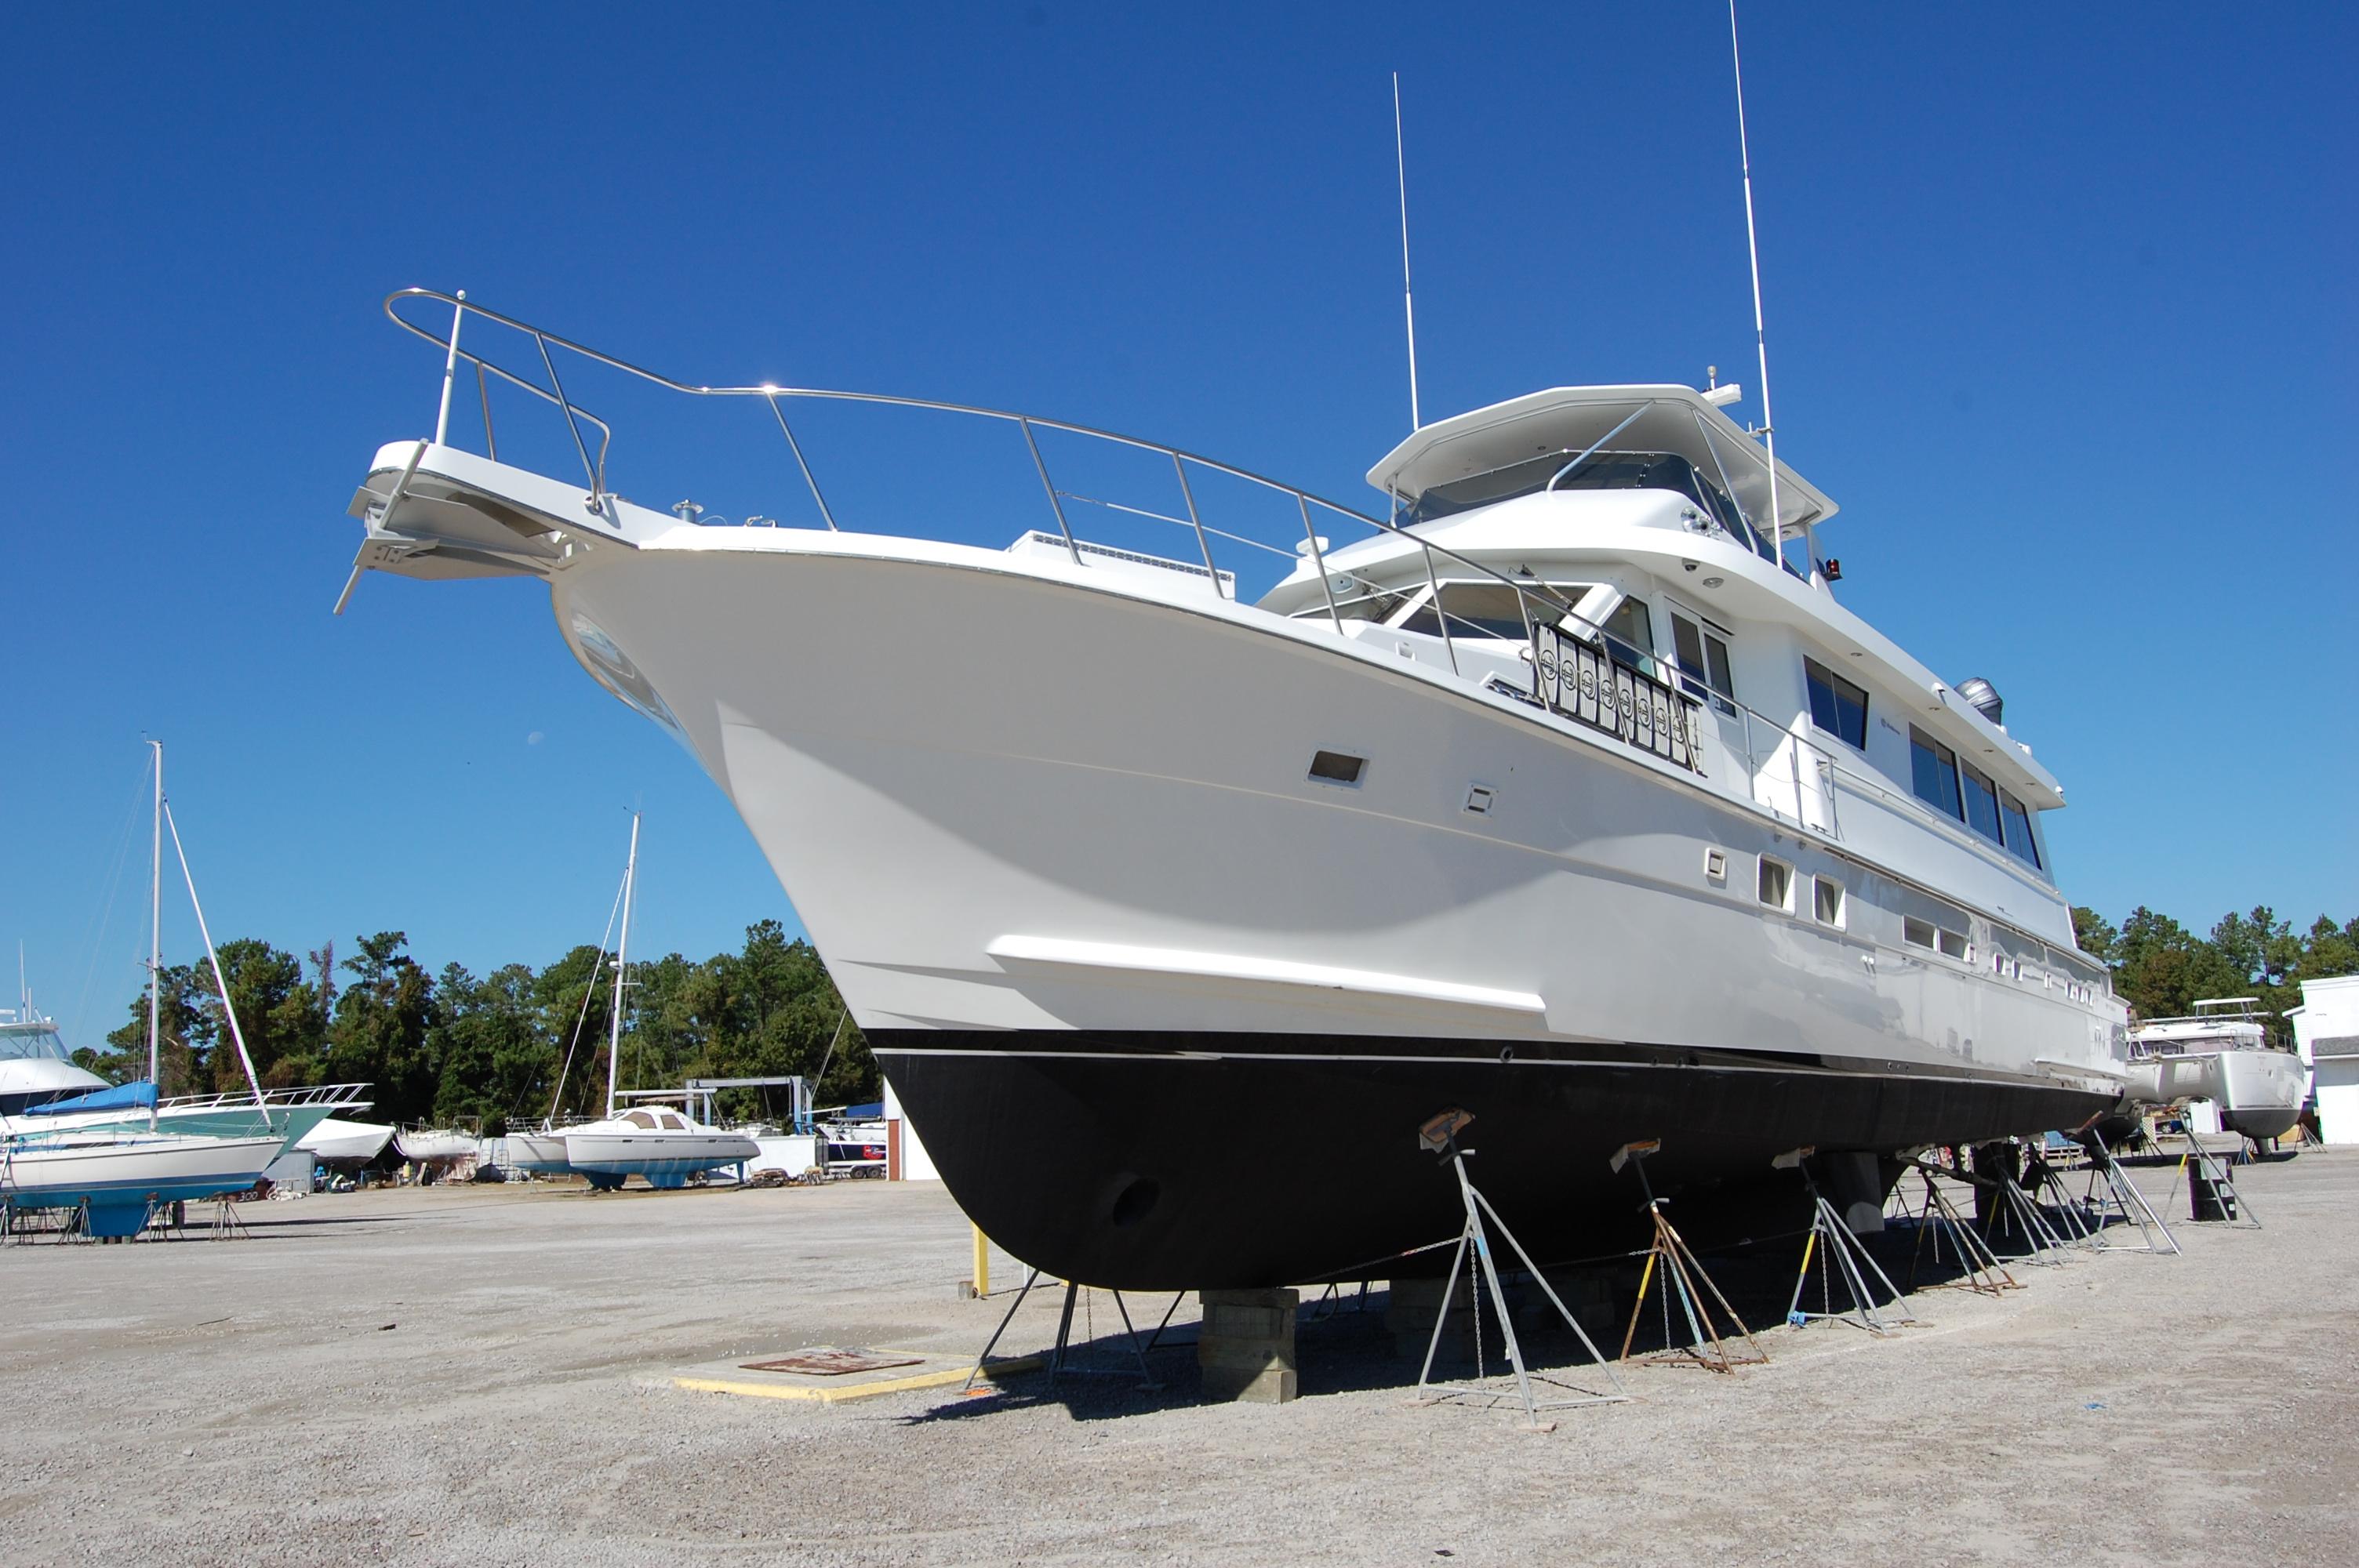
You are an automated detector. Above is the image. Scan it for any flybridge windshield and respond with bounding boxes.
[1405,449,1772,559]
[0,1025,71,1062]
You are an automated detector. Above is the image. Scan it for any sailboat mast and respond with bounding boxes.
[147,740,163,1131]
[605,812,640,1120]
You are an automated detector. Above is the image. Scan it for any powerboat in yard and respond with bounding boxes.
[2122,997,2306,1142]
[296,1116,396,1169]
[336,289,2127,1288]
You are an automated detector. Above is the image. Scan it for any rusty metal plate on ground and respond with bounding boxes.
[740,1348,924,1377]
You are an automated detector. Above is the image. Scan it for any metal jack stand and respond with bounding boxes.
[207,1197,250,1240]
[2077,1139,2180,1255]
[1612,1141,1765,1372]
[1411,1109,1629,1430]
[1779,1149,1915,1335]
[2165,1131,2259,1229]
[1902,1166,2018,1295]
[2020,1149,2099,1249]
[964,1269,1159,1392]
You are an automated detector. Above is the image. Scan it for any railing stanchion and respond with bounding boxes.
[1169,454,1223,600]
[766,392,840,532]
[1019,417,1084,568]
[1418,541,1458,677]
[434,291,465,447]
[533,331,603,503]
[1299,496,1345,635]
[475,361,497,461]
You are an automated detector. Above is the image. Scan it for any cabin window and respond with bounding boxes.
[1903,916,1969,961]
[1961,761,2003,843]
[1999,791,2043,869]
[1813,876,1845,927]
[1910,726,1964,821]
[1804,659,1867,749]
[1405,448,1743,529]
[1757,855,1793,912]
[1399,582,1592,641]
[1671,611,1738,715]
[1308,750,1366,786]
[623,1110,658,1130]
[1601,595,1657,674]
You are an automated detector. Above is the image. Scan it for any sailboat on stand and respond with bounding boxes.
[1,743,280,1237]
[560,815,758,1189]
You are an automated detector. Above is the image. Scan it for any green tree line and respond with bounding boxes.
[2072,906,2359,1026]
[84,920,876,1132]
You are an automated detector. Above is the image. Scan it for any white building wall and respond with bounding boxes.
[2289,975,2359,1145]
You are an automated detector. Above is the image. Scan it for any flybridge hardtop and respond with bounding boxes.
[342,289,2123,1290]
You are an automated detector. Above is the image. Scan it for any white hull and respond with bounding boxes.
[2125,1049,2307,1141]
[2,1134,280,1235]
[506,1131,574,1175]
[297,1117,395,1167]
[562,1124,759,1188]
[394,1128,479,1163]
[551,544,2118,1094]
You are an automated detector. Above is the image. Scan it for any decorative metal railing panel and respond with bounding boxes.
[1531,623,1703,773]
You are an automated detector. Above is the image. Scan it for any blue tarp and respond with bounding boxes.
[21,1080,158,1116]
[840,1102,885,1120]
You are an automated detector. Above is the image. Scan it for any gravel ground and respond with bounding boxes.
[2,1149,2353,1566]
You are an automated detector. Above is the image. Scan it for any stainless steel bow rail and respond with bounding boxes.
[380,288,1842,833]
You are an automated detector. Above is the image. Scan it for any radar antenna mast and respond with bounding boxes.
[1394,71,1421,433]
[1727,1,1791,575]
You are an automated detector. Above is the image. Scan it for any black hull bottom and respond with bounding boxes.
[878,1032,2116,1291]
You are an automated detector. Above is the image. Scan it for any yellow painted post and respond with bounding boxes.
[972,1223,990,1298]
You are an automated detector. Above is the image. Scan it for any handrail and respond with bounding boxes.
[379,288,1865,839]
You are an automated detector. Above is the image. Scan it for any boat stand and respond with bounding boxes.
[1783,1154,1915,1335]
[206,1196,252,1240]
[1410,1110,1629,1431]
[1612,1142,1765,1372]
[1980,1168,2073,1265]
[2164,1133,2259,1229]
[2078,1142,2180,1255]
[963,1268,1159,1391]
[1901,1167,2019,1295]
[2020,1150,2099,1248]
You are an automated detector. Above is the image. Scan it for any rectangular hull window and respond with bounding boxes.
[1308,750,1366,786]
[1757,855,1793,912]
[1804,658,1868,749]
[1813,876,1845,927]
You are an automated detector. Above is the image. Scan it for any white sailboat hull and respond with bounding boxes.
[506,1131,574,1175]
[2,1134,280,1236]
[394,1128,480,1163]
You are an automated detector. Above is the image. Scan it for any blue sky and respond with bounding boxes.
[4,3,2351,1047]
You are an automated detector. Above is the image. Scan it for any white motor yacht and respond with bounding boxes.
[337,291,2128,1288]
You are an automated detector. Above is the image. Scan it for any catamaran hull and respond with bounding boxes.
[2124,1049,2308,1142]
[2,1136,280,1237]
[529,544,2122,1283]
[506,1131,574,1176]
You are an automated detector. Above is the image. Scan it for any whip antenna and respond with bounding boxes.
[1394,71,1421,432]
[1728,1,1786,566]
